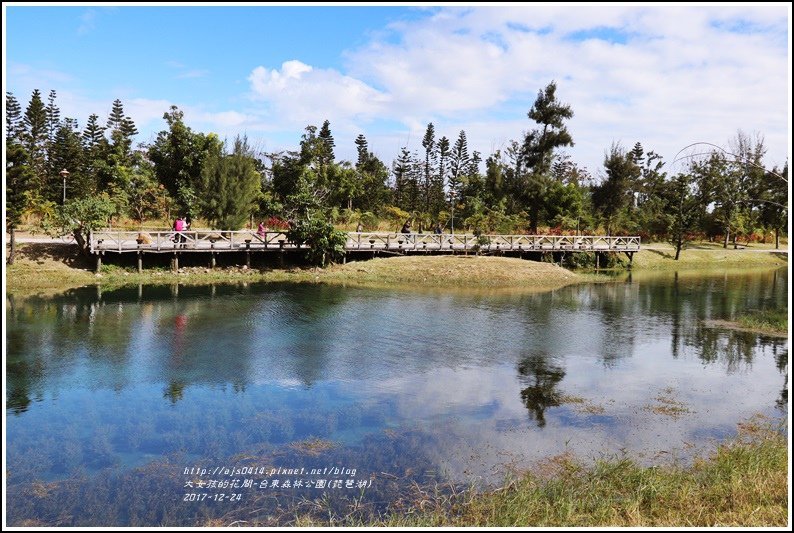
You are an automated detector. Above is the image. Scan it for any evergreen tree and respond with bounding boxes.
[354,133,368,168]
[592,142,640,234]
[6,140,36,264]
[198,135,262,229]
[318,119,335,165]
[49,119,86,202]
[434,136,450,214]
[23,89,49,191]
[521,81,575,233]
[421,122,436,214]
[45,89,61,143]
[448,130,469,204]
[6,92,24,142]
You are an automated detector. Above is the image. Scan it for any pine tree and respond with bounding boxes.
[318,120,335,165]
[448,130,470,203]
[421,122,436,214]
[23,89,49,190]
[45,89,61,143]
[49,119,85,202]
[199,135,262,229]
[392,147,412,209]
[354,134,369,168]
[82,114,106,148]
[6,140,36,264]
[6,92,24,142]
[434,136,450,214]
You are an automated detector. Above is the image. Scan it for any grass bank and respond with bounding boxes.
[5,243,587,296]
[705,309,789,338]
[632,242,787,270]
[288,419,787,527]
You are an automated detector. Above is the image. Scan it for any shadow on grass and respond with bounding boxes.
[646,249,674,259]
[15,242,92,269]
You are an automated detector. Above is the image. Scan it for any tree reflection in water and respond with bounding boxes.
[517,353,566,428]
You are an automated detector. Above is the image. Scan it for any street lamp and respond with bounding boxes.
[59,169,70,203]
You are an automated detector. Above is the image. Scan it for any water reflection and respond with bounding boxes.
[517,354,566,428]
[5,269,789,526]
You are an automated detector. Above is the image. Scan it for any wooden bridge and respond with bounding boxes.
[91,230,640,254]
[89,229,640,270]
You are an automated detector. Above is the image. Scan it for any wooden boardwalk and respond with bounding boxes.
[90,230,641,254]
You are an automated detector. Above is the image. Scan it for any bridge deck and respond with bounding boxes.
[90,230,641,254]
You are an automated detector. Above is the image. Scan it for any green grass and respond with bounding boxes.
[284,419,788,527]
[736,309,788,334]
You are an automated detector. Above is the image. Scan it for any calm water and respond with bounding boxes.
[5,268,789,526]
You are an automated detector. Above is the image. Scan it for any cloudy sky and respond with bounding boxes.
[4,3,791,177]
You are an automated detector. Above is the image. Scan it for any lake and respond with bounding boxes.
[5,267,788,526]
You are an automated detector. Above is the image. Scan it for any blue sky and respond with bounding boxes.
[4,4,791,176]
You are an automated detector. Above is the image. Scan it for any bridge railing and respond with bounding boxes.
[90,230,640,253]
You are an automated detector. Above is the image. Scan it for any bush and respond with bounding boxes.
[286,217,347,266]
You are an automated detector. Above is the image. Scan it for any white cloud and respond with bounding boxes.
[329,5,788,173]
[247,60,390,129]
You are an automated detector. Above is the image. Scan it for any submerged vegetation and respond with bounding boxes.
[289,419,787,528]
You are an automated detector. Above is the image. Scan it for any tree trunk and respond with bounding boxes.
[74,229,88,255]
[723,228,729,249]
[775,228,779,249]
[675,236,682,260]
[8,227,16,265]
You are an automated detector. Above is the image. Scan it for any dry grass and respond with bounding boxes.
[319,255,584,290]
[632,243,787,270]
[6,244,588,295]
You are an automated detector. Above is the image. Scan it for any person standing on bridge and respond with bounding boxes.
[401,220,412,234]
[173,216,186,246]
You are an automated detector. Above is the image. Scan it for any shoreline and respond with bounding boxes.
[5,241,788,297]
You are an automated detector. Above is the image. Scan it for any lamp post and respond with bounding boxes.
[59,169,70,203]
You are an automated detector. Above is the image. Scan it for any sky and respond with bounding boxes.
[3,3,791,178]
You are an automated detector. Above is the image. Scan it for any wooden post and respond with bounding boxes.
[172,253,179,272]
[210,252,216,269]
[95,253,102,273]
[595,252,600,270]
[137,251,143,273]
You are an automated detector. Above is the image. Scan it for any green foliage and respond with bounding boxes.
[286,217,347,266]
[43,193,117,253]
[198,135,262,229]
[6,140,36,230]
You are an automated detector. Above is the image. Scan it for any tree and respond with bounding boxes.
[149,106,212,216]
[447,131,470,233]
[48,119,85,203]
[6,92,24,142]
[6,140,36,264]
[520,81,575,233]
[105,99,138,165]
[421,122,436,213]
[43,193,117,254]
[286,217,347,267]
[592,143,640,234]
[664,172,704,260]
[758,163,788,248]
[434,135,450,214]
[198,135,261,229]
[354,134,369,168]
[522,81,574,175]
[318,119,336,166]
[23,89,48,186]
[45,89,61,144]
